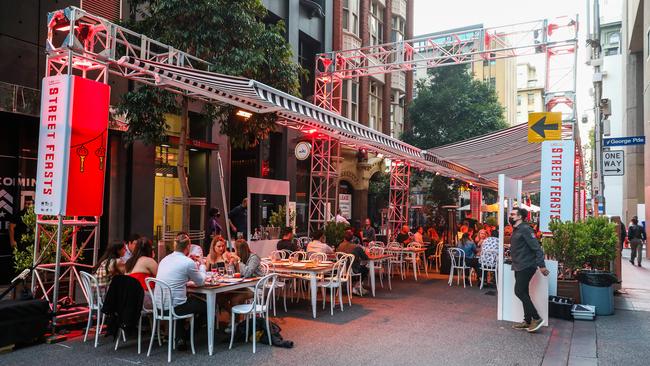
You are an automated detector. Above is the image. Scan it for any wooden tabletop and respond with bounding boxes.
[269,261,335,274]
[188,277,260,293]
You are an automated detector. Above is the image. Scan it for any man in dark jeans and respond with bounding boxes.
[628,216,646,267]
[508,208,549,333]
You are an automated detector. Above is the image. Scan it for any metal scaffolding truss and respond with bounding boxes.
[314,15,578,116]
[31,217,100,326]
[388,161,411,239]
[314,16,579,233]
[308,135,340,235]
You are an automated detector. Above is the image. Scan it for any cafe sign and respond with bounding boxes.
[295,141,311,161]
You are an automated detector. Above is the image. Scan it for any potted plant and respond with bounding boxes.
[542,220,583,302]
[575,216,618,315]
[324,221,347,247]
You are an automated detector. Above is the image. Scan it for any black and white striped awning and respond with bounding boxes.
[116,57,491,186]
[428,123,574,192]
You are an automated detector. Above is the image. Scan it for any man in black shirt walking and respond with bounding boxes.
[509,208,549,333]
[628,216,646,267]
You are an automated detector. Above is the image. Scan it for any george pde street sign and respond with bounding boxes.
[602,150,624,176]
[603,136,645,147]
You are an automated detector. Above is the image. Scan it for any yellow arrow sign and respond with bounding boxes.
[528,112,562,143]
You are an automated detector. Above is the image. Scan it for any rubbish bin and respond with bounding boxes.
[576,270,618,316]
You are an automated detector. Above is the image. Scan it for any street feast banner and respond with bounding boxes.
[539,140,575,232]
[35,75,110,216]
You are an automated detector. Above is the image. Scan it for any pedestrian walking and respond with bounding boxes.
[628,216,646,267]
[228,198,248,239]
[508,208,549,333]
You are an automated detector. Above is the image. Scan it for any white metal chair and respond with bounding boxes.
[260,262,287,315]
[145,278,196,363]
[317,256,348,315]
[229,274,278,353]
[289,251,308,261]
[298,236,311,248]
[338,253,355,306]
[387,242,406,280]
[448,248,474,288]
[369,246,387,288]
[479,249,498,289]
[429,242,444,271]
[309,252,328,262]
[270,250,288,260]
[79,271,104,348]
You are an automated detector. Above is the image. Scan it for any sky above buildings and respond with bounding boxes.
[413,0,622,144]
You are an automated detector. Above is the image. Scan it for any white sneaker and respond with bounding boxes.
[352,288,362,296]
[224,326,232,334]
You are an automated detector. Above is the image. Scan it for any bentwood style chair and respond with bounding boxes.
[80,271,104,348]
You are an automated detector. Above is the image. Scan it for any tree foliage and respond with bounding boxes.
[402,64,507,149]
[118,0,303,148]
[401,64,507,227]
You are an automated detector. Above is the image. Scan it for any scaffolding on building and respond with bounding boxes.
[314,15,580,235]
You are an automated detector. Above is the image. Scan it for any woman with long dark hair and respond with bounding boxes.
[125,237,158,291]
[94,241,125,292]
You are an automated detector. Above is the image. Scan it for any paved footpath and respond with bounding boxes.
[1,259,649,365]
[540,252,650,366]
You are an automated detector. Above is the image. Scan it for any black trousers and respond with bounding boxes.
[514,267,540,323]
[173,296,206,341]
[630,239,643,265]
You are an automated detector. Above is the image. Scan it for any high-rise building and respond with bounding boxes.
[516,63,545,124]
[620,0,646,227]
[335,0,413,138]
[413,24,518,126]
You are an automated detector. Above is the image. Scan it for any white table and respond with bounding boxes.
[386,248,428,280]
[270,264,334,318]
[363,254,393,296]
[188,278,260,356]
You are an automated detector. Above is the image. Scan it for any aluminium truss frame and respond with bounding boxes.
[307,135,341,235]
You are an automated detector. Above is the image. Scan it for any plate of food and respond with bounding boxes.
[299,259,312,263]
[290,263,307,268]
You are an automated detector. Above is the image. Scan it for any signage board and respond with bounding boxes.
[35,75,110,216]
[539,140,575,232]
[295,141,311,160]
[602,150,624,176]
[528,112,562,143]
[603,136,645,147]
[339,193,352,219]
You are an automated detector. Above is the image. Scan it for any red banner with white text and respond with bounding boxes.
[35,75,110,216]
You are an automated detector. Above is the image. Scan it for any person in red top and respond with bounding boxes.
[126,237,158,292]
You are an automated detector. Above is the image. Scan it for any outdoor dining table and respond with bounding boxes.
[385,247,428,280]
[267,261,335,318]
[188,277,261,356]
[363,253,393,296]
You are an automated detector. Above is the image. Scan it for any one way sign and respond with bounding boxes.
[603,150,624,176]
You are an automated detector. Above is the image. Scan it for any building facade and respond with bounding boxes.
[0,0,333,283]
[620,0,646,227]
[516,63,545,124]
[599,19,625,219]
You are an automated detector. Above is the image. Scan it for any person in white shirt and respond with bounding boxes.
[120,233,140,263]
[334,209,350,225]
[413,226,425,244]
[306,230,334,254]
[155,233,207,348]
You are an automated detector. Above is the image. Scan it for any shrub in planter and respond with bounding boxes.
[13,206,75,273]
[324,222,347,246]
[542,220,584,279]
